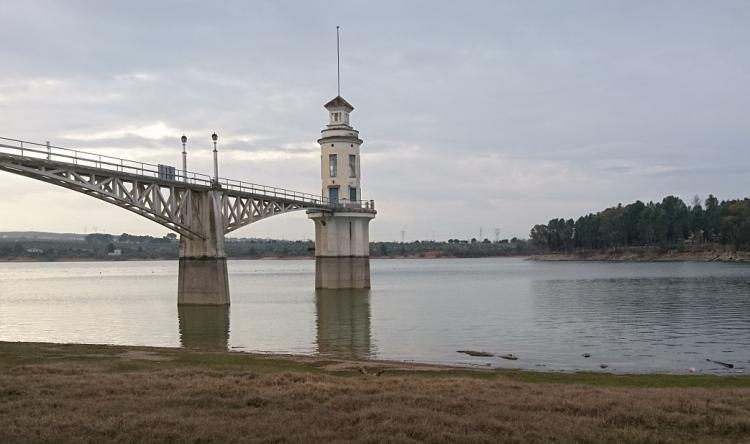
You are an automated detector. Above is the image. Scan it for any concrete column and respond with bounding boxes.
[178,189,230,305]
[308,210,375,289]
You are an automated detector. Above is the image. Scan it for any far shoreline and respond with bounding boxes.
[529,248,750,263]
[0,255,530,263]
[2,251,750,263]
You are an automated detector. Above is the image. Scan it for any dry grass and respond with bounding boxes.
[1,342,749,443]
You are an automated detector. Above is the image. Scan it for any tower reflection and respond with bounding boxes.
[178,305,230,351]
[315,289,372,359]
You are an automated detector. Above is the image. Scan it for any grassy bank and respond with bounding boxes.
[1,342,749,442]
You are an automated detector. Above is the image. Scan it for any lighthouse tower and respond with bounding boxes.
[307,95,376,289]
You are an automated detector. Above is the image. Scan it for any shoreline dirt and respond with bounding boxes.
[529,248,750,263]
[1,342,749,443]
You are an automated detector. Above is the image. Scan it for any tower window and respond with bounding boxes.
[349,186,357,202]
[329,154,337,177]
[333,112,340,122]
[349,154,356,178]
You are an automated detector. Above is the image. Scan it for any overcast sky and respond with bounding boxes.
[1,1,748,241]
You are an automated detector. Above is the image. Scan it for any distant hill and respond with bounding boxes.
[0,231,533,261]
[0,231,86,241]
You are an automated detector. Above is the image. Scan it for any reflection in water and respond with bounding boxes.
[315,289,372,359]
[530,276,750,372]
[178,305,230,351]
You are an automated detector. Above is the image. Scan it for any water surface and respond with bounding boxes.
[0,258,748,374]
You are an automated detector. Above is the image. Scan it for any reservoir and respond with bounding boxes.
[0,258,748,374]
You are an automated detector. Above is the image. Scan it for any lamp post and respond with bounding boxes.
[212,132,219,185]
[181,134,188,182]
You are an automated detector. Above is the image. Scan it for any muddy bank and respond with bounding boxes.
[530,247,750,263]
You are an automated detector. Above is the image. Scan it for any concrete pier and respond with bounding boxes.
[315,257,371,289]
[178,189,230,305]
[308,211,375,289]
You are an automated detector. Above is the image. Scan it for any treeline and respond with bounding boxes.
[371,239,533,258]
[0,234,534,260]
[0,233,180,261]
[530,195,750,251]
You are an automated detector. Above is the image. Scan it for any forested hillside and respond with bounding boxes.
[530,195,750,251]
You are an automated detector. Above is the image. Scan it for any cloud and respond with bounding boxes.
[0,1,749,240]
[114,72,158,82]
[61,122,181,141]
[225,149,317,162]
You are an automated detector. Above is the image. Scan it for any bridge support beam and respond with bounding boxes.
[178,189,230,305]
[308,211,375,289]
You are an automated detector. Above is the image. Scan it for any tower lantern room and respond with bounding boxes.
[326,96,353,126]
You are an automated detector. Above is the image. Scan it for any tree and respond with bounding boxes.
[637,203,657,245]
[705,195,721,240]
[721,200,750,249]
[597,205,626,247]
[660,196,689,243]
[623,201,645,245]
[86,233,114,244]
[529,224,549,249]
[688,203,705,242]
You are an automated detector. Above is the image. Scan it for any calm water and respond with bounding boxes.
[0,258,748,374]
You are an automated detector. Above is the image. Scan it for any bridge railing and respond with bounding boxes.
[0,136,376,211]
[216,177,375,210]
[0,136,215,187]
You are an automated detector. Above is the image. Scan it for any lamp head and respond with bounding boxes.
[181,134,187,144]
[211,132,218,142]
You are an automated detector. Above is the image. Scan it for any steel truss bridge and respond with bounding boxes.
[0,137,374,240]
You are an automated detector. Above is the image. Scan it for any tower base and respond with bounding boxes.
[316,256,371,289]
[308,210,375,290]
[178,257,230,305]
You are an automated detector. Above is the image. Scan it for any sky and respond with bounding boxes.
[0,1,748,241]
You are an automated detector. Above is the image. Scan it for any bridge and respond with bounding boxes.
[0,106,376,305]
[0,137,374,235]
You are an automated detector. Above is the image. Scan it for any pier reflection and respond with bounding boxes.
[178,305,230,351]
[315,289,372,359]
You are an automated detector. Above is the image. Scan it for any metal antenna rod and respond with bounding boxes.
[336,25,341,96]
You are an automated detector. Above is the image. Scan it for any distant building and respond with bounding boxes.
[108,249,122,257]
[26,248,44,254]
